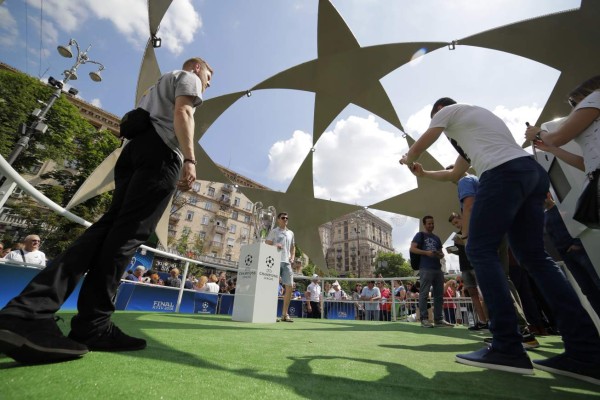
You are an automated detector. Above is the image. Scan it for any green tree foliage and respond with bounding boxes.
[373,252,413,278]
[0,70,120,258]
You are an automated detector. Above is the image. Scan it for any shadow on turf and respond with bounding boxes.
[2,313,595,397]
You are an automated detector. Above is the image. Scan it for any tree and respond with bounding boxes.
[373,252,413,278]
[0,69,121,258]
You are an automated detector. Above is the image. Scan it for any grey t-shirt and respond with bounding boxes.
[137,70,204,161]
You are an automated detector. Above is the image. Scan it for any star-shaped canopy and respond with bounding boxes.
[458,0,600,125]
[252,0,447,144]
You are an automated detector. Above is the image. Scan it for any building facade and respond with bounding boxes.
[165,172,269,264]
[324,210,394,277]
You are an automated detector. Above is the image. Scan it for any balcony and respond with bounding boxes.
[218,194,231,206]
[210,241,224,249]
[221,184,233,193]
[215,225,227,234]
[169,212,181,224]
[216,210,229,219]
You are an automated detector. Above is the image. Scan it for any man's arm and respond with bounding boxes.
[534,142,585,171]
[410,240,434,257]
[411,155,470,182]
[173,95,196,190]
[400,127,445,166]
[461,195,475,239]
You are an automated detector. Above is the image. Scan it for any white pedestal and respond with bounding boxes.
[232,242,280,323]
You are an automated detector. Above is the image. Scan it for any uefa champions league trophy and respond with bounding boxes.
[251,202,277,242]
[233,202,280,322]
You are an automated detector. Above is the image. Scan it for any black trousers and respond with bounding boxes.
[1,129,181,335]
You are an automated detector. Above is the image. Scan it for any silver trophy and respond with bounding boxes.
[251,202,276,242]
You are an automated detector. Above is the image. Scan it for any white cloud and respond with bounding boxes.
[25,0,202,55]
[312,115,416,205]
[90,98,102,108]
[492,104,543,146]
[0,6,19,47]
[266,130,312,181]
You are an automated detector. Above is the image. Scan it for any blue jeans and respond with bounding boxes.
[418,269,444,322]
[466,157,600,360]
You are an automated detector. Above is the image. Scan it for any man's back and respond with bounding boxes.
[430,104,528,175]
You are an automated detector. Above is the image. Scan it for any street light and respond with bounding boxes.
[350,212,364,278]
[3,38,105,166]
[0,38,105,208]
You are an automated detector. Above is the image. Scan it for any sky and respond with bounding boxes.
[0,0,582,268]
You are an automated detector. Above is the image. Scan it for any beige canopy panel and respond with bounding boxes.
[68,0,597,266]
[253,0,446,143]
[239,151,361,270]
[459,0,599,126]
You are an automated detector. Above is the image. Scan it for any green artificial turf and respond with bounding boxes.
[0,312,598,399]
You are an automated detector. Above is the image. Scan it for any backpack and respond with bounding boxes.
[409,232,424,270]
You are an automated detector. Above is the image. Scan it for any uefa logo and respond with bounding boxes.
[202,302,209,310]
[244,254,253,266]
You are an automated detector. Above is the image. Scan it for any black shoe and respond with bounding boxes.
[69,322,146,352]
[533,353,600,385]
[469,322,489,331]
[456,346,533,375]
[0,315,88,364]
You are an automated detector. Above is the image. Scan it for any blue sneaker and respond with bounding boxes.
[533,353,600,386]
[456,347,533,375]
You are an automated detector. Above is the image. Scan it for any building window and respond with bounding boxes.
[244,215,251,223]
[234,197,241,207]
[182,226,191,235]
[200,231,206,239]
[229,224,237,234]
[227,238,235,246]
[186,211,194,221]
[207,187,215,197]
[204,202,213,211]
[201,215,209,225]
[188,196,197,205]
[231,211,238,220]
[245,201,253,211]
[192,182,201,192]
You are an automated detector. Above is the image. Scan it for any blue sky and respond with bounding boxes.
[0,0,582,265]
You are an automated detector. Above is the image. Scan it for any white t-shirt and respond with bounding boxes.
[573,90,600,173]
[306,282,321,302]
[203,282,220,293]
[429,104,529,176]
[4,249,46,266]
[266,227,295,263]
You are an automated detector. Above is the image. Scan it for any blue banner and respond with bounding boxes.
[0,263,81,310]
[324,301,355,320]
[125,248,155,273]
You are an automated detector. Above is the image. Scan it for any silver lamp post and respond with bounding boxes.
[5,38,105,166]
[0,38,105,209]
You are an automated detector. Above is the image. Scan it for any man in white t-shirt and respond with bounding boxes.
[360,281,381,321]
[266,212,295,322]
[3,235,46,267]
[400,97,600,384]
[305,274,322,318]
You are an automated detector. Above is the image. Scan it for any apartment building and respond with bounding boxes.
[325,210,394,277]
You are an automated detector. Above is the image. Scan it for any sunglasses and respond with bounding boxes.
[280,217,288,220]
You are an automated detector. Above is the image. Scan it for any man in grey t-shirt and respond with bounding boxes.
[0,57,213,364]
